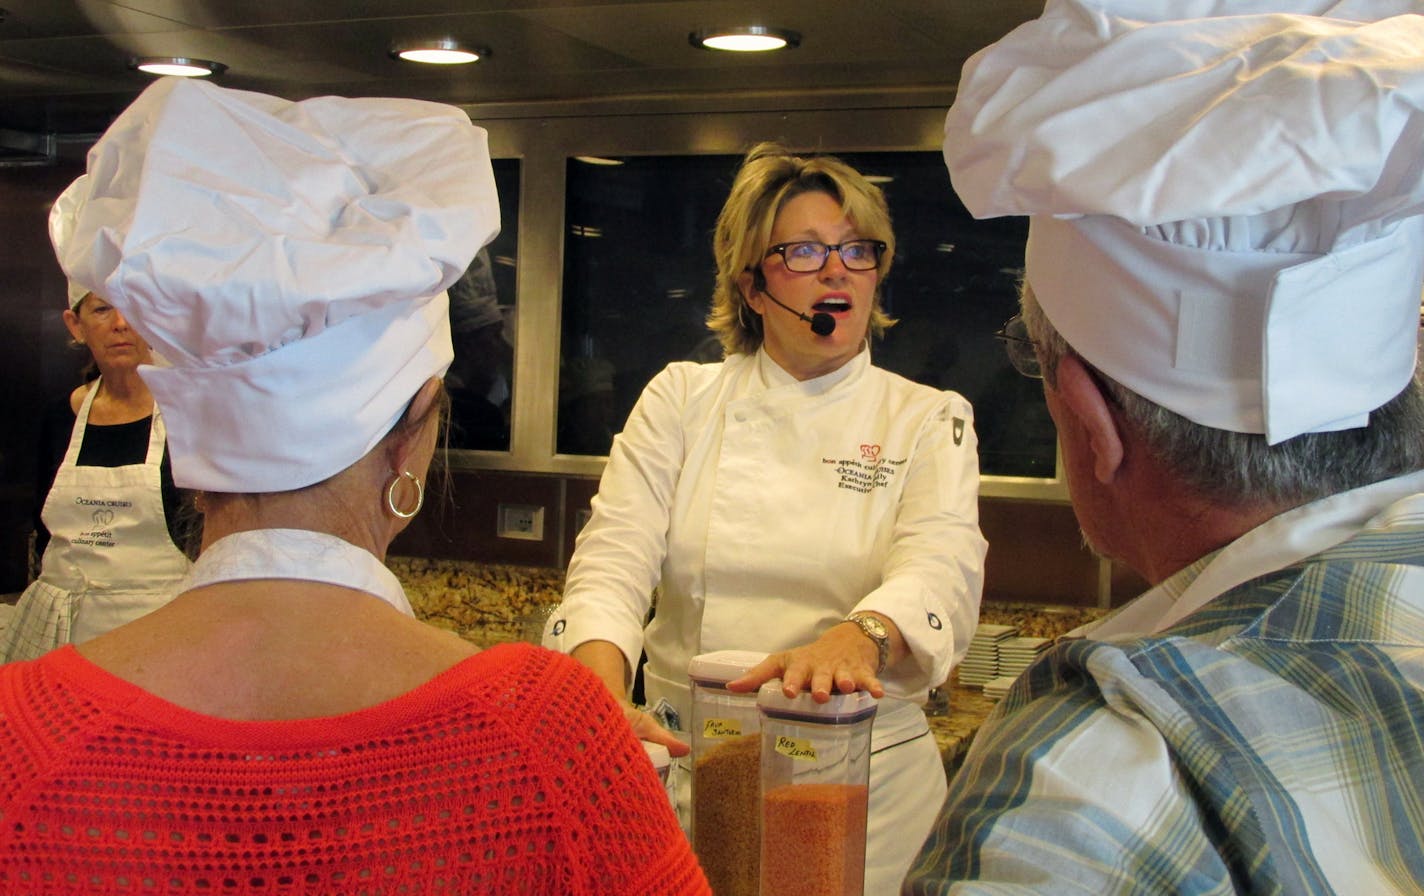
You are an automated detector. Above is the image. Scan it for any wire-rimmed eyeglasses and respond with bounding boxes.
[994,314,1042,379]
[764,239,886,273]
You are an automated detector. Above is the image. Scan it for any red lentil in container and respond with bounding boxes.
[760,782,869,896]
[755,683,878,896]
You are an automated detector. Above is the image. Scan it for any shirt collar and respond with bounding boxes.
[754,342,870,393]
[181,528,414,617]
[1082,469,1424,639]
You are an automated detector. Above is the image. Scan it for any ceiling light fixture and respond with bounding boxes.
[390,39,487,65]
[691,26,800,53]
[573,156,625,166]
[130,56,227,78]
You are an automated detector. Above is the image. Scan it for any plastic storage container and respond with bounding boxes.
[688,649,768,896]
[642,740,674,808]
[642,740,671,784]
[756,682,878,896]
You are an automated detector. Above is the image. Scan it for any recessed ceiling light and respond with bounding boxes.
[390,39,487,65]
[691,26,801,53]
[130,56,227,78]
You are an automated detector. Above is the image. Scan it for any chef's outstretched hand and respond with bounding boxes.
[725,616,902,703]
[570,638,689,756]
[621,702,690,757]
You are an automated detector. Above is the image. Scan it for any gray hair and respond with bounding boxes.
[1021,284,1424,507]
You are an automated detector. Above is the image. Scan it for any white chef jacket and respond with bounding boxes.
[554,346,984,722]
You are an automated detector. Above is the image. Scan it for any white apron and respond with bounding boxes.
[1,380,190,662]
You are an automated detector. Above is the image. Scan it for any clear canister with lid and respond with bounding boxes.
[641,740,674,808]
[688,649,768,896]
[756,682,878,896]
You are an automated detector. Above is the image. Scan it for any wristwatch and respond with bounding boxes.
[847,613,890,674]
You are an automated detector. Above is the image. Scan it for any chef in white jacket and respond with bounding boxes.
[547,143,987,893]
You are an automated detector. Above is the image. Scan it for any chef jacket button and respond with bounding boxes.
[552,619,566,636]
[927,612,942,630]
[734,411,747,423]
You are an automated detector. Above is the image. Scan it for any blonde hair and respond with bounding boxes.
[707,143,896,356]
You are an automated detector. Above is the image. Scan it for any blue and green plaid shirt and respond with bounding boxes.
[906,488,1424,895]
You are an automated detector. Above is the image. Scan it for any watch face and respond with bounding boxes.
[854,614,887,640]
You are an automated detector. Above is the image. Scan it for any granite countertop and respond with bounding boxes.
[388,556,1109,771]
[926,603,1108,772]
[389,556,564,647]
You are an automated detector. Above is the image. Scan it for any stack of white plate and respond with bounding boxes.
[997,636,1052,680]
[982,675,1018,701]
[958,622,1017,687]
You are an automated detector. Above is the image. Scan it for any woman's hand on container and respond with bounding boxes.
[725,622,886,703]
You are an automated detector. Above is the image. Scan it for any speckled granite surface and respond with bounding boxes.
[928,603,1108,771]
[387,556,1110,770]
[389,556,563,648]
[978,602,1107,640]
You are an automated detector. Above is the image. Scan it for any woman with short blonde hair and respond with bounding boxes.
[707,142,898,356]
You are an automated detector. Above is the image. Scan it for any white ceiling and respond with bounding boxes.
[0,0,1042,142]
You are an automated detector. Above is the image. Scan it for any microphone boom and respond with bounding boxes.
[760,286,838,337]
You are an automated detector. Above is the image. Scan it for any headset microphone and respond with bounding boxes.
[751,269,837,336]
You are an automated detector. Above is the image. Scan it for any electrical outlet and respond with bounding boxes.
[497,503,545,541]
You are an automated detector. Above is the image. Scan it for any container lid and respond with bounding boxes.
[642,740,670,770]
[756,680,879,724]
[687,649,768,686]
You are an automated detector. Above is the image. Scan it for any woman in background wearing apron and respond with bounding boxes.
[2,181,189,662]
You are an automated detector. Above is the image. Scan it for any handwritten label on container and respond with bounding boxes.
[774,735,818,761]
[703,718,743,739]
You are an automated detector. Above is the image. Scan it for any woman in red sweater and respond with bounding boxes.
[0,77,708,896]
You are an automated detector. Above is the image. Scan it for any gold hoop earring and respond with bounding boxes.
[385,470,424,519]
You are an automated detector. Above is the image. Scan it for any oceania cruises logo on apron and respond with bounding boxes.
[822,443,906,493]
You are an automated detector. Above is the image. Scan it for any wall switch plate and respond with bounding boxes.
[497,503,545,541]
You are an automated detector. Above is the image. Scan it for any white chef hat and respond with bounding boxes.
[943,0,1424,444]
[49,175,95,309]
[55,77,500,491]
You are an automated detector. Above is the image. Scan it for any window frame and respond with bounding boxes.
[456,92,1068,502]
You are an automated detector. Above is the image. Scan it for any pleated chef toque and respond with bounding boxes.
[943,0,1424,444]
[53,77,500,491]
[49,175,95,309]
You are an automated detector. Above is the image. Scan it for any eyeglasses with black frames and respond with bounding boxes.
[994,314,1042,380]
[764,239,887,273]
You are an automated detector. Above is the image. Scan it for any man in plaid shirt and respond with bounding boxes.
[907,2,1424,893]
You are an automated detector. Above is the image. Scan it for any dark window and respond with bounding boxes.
[448,158,520,452]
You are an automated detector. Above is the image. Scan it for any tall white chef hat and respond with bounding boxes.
[49,175,95,309]
[55,77,500,491]
[944,0,1424,444]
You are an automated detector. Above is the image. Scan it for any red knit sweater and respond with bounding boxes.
[0,642,709,895]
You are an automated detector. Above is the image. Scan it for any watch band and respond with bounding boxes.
[847,613,890,675]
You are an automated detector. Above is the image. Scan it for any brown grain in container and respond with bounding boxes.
[692,733,760,896]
